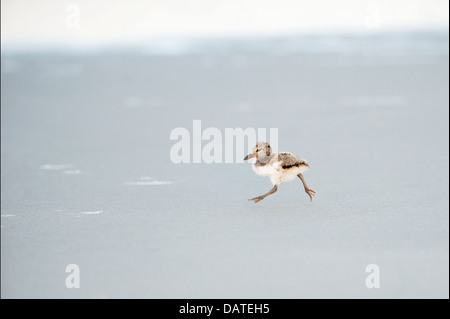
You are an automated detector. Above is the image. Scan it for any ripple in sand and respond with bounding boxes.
[124,176,174,186]
[40,164,73,170]
[62,170,83,175]
[40,164,84,175]
[80,210,103,215]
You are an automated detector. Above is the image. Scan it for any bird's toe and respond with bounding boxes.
[249,196,263,203]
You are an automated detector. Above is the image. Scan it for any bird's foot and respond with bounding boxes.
[305,188,316,202]
[248,196,264,204]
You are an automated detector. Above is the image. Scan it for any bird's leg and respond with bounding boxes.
[297,173,316,202]
[249,185,278,204]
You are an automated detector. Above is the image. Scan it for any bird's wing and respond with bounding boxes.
[278,152,309,169]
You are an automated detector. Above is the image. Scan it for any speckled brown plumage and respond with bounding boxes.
[244,142,316,204]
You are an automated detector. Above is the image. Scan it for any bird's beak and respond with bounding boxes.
[244,153,256,161]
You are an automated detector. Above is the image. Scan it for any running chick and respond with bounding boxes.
[244,142,316,204]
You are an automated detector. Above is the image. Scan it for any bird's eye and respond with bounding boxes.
[256,149,260,152]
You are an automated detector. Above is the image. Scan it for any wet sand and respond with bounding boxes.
[1,35,449,298]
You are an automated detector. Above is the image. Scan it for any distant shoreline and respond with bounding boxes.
[2,29,448,56]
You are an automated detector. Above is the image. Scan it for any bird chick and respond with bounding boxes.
[244,142,316,203]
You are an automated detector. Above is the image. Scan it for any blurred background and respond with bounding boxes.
[2,0,449,50]
[1,0,449,298]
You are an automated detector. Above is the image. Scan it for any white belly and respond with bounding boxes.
[253,162,308,185]
[252,161,280,176]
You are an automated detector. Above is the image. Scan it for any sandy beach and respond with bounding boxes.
[1,33,449,298]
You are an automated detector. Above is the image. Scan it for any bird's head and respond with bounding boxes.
[244,142,272,161]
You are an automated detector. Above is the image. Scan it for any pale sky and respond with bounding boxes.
[1,0,449,48]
